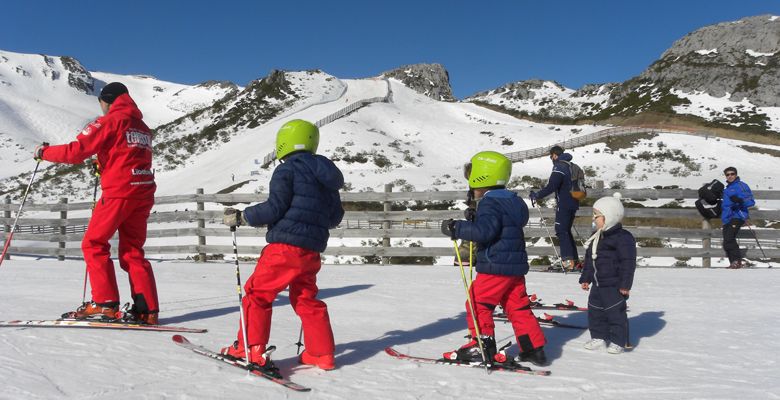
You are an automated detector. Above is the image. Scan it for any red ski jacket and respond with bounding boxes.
[43,94,156,199]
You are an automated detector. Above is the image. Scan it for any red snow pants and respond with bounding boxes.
[236,243,335,356]
[82,197,158,312]
[465,273,546,352]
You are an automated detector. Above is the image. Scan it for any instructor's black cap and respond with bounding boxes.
[99,82,129,104]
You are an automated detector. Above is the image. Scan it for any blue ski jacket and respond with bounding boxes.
[243,152,344,252]
[721,178,755,224]
[534,152,579,210]
[452,189,530,276]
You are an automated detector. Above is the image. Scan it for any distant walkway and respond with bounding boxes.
[504,126,705,162]
[261,78,392,167]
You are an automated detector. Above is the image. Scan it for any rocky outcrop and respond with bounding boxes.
[635,15,780,106]
[59,56,94,94]
[383,63,454,101]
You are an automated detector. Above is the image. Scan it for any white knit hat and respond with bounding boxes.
[592,192,625,232]
[584,193,625,260]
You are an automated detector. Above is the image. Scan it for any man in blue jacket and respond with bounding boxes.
[721,167,755,269]
[530,145,580,271]
[220,119,344,371]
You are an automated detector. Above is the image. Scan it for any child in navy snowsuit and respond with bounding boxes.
[579,194,636,354]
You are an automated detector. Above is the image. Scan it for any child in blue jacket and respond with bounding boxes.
[579,194,636,354]
[441,151,547,367]
[220,120,344,372]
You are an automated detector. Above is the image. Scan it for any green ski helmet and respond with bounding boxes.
[464,151,512,189]
[276,119,319,160]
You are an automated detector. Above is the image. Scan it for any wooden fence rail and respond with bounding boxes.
[2,188,780,266]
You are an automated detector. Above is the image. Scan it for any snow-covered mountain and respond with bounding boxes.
[0,49,238,179]
[467,15,780,133]
[2,14,780,203]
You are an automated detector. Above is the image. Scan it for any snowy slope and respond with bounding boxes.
[0,259,777,399]
[0,49,238,180]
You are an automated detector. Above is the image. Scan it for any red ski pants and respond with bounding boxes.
[82,197,158,312]
[465,273,546,351]
[236,243,334,356]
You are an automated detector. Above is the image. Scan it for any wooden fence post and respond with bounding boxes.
[381,184,393,265]
[3,196,10,261]
[196,188,206,262]
[702,218,712,268]
[59,198,67,261]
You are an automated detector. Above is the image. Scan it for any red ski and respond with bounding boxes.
[0,319,207,333]
[385,347,550,376]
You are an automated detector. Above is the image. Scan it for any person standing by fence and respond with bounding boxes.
[721,167,755,269]
[33,82,159,324]
[529,145,580,271]
[220,119,344,371]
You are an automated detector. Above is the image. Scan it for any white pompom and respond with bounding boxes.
[613,192,622,199]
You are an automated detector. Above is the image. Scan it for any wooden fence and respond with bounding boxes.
[2,188,780,266]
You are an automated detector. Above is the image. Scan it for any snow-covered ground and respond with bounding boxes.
[0,259,777,399]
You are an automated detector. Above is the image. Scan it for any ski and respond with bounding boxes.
[529,294,588,311]
[384,347,551,376]
[172,335,310,392]
[0,319,207,333]
[494,312,588,330]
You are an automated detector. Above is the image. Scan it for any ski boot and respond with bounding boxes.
[220,341,282,378]
[299,350,336,370]
[727,259,744,269]
[61,301,119,320]
[515,346,548,367]
[116,303,159,325]
[443,335,497,364]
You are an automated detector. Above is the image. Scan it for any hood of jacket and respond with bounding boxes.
[285,152,344,191]
[108,93,143,120]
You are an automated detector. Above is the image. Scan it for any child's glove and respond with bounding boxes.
[223,207,247,227]
[464,208,476,221]
[440,219,456,239]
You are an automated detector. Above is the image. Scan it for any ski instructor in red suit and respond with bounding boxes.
[34,82,159,324]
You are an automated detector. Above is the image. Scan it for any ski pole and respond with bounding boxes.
[295,325,304,355]
[82,160,101,304]
[0,157,44,268]
[231,226,252,364]
[453,240,490,374]
[534,204,565,274]
[743,220,771,267]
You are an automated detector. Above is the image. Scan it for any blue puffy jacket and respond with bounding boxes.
[243,152,345,252]
[535,153,579,210]
[579,224,636,289]
[452,189,530,276]
[721,178,755,224]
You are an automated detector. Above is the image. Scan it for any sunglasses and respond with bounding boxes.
[592,212,604,219]
[725,172,736,177]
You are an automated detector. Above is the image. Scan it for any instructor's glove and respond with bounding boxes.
[222,207,247,227]
[440,219,457,240]
[529,191,538,202]
[729,195,744,204]
[33,143,49,161]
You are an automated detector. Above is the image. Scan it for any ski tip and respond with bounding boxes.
[172,334,187,344]
[384,347,401,357]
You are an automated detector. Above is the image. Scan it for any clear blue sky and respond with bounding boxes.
[2,1,778,98]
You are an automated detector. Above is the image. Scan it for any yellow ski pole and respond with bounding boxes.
[453,240,490,374]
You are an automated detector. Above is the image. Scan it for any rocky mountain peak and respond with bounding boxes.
[383,63,454,101]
